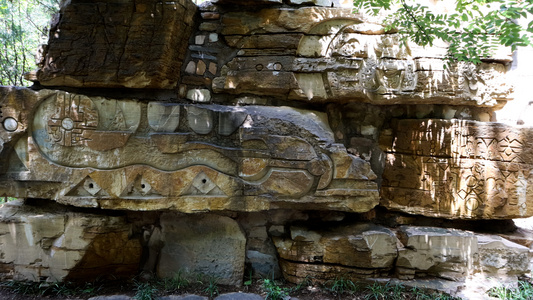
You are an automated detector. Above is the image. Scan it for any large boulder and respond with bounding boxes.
[381,119,533,219]
[36,0,197,89]
[157,213,246,285]
[0,200,141,282]
[273,223,398,283]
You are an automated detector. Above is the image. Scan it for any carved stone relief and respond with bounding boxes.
[381,119,533,219]
[0,89,379,213]
[214,17,511,107]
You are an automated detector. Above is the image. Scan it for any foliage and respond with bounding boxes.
[361,282,460,300]
[262,279,290,300]
[133,280,159,300]
[353,0,533,63]
[488,281,533,299]
[159,270,190,292]
[133,271,219,299]
[0,280,100,297]
[0,0,59,86]
[203,276,219,299]
[327,277,359,295]
[0,197,17,204]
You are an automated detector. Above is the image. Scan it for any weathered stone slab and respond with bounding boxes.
[158,213,246,285]
[215,18,511,106]
[0,200,141,282]
[381,119,533,219]
[273,223,398,283]
[215,293,263,300]
[279,259,384,284]
[221,7,365,35]
[476,234,531,277]
[36,0,197,89]
[273,223,398,268]
[396,226,478,281]
[0,88,379,213]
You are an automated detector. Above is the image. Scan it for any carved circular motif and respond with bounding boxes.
[61,117,75,130]
[3,117,18,132]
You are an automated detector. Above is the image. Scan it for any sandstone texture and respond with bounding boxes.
[0,0,531,294]
[273,224,533,285]
[36,0,197,89]
[0,200,141,282]
[157,213,246,285]
[381,119,533,219]
[0,88,378,213]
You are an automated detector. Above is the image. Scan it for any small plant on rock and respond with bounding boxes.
[133,280,159,300]
[203,276,219,299]
[159,270,190,292]
[263,278,290,300]
[328,277,358,295]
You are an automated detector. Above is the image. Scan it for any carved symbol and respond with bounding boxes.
[46,93,98,147]
[120,175,161,197]
[465,196,481,211]
[182,172,226,196]
[66,176,109,197]
[498,138,523,162]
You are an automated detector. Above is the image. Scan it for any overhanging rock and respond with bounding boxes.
[0,87,378,213]
[0,0,532,294]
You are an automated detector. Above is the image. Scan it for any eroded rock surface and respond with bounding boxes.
[157,213,246,285]
[36,0,197,89]
[0,0,531,292]
[273,223,533,285]
[0,88,378,213]
[0,201,141,282]
[381,119,533,219]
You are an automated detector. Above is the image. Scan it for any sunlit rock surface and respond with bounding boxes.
[381,119,533,219]
[36,0,197,89]
[0,0,531,293]
[0,87,378,213]
[0,201,141,282]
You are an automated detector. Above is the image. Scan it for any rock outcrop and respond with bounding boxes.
[0,200,141,282]
[0,0,531,297]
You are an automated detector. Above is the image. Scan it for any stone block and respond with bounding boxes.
[274,223,398,269]
[273,223,398,283]
[381,119,533,219]
[246,250,281,278]
[396,226,478,281]
[158,213,246,285]
[0,201,141,282]
[36,0,197,89]
[476,234,531,277]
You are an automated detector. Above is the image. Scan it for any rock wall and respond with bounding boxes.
[0,0,532,297]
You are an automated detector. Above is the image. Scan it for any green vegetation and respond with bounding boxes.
[260,278,460,300]
[0,277,465,300]
[488,281,533,299]
[262,279,290,300]
[0,197,17,204]
[354,0,533,63]
[327,276,359,295]
[0,0,59,86]
[0,280,100,297]
[159,269,191,292]
[131,271,220,300]
[203,276,219,298]
[133,281,159,300]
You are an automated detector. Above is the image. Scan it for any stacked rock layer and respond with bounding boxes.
[0,0,531,296]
